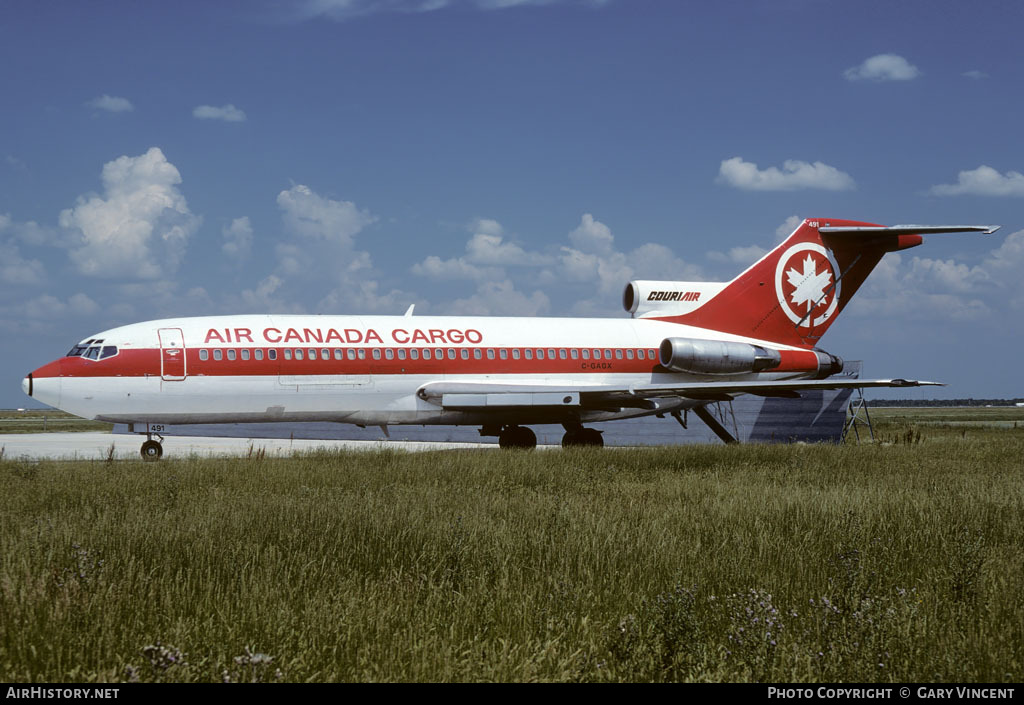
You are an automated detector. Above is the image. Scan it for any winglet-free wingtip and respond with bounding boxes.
[891,379,945,387]
[984,225,1001,235]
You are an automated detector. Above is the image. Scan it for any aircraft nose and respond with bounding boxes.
[25,359,63,407]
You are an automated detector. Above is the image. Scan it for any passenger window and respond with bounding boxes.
[410,349,419,360]
[615,349,623,360]
[570,349,578,359]
[473,349,482,360]
[559,349,567,360]
[499,349,508,360]
[321,349,330,360]
[525,349,533,360]
[334,349,343,360]
[227,349,237,361]
[649,349,657,360]
[242,349,250,361]
[536,349,545,360]
[487,349,496,360]
[626,349,634,360]
[461,349,469,360]
[255,349,264,361]
[548,348,556,359]
[512,349,520,360]
[605,349,613,359]
[447,349,456,360]
[283,349,292,360]
[373,349,381,360]
[398,349,407,360]
[347,349,356,361]
[385,349,394,360]
[582,349,590,360]
[358,349,365,360]
[268,349,277,360]
[200,349,209,361]
[593,349,601,360]
[295,349,304,361]
[423,349,431,360]
[214,349,223,361]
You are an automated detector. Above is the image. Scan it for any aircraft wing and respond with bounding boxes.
[417,378,940,411]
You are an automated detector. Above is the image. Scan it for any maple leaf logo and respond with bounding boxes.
[786,254,832,313]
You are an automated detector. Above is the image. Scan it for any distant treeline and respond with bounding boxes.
[869,398,1024,407]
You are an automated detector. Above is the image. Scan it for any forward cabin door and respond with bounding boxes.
[158,328,187,381]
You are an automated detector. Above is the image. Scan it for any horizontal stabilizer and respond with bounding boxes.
[819,224,1000,236]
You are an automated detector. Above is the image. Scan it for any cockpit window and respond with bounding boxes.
[67,343,118,360]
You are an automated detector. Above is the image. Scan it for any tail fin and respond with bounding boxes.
[658,218,998,349]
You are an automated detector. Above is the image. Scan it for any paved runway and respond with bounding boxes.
[0,432,492,461]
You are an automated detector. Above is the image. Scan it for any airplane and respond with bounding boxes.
[22,218,999,459]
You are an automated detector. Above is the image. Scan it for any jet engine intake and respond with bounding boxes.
[659,337,782,375]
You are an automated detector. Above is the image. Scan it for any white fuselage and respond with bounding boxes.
[26,313,818,428]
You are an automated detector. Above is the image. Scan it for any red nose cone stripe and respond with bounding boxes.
[31,358,63,379]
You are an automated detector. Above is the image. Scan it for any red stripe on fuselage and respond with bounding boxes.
[43,345,825,379]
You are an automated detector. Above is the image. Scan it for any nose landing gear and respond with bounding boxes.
[140,433,164,461]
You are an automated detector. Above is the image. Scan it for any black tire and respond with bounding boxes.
[514,426,537,450]
[580,428,604,447]
[141,440,163,461]
[562,428,603,448]
[499,426,537,450]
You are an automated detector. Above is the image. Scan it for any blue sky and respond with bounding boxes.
[2,0,1022,407]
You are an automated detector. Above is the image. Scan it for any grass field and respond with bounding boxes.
[1,409,1022,682]
[0,409,112,434]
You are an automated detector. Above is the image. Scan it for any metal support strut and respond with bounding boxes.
[693,404,739,444]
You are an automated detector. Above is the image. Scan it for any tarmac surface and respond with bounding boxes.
[0,432,490,461]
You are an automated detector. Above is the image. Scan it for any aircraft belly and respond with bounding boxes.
[70,371,671,426]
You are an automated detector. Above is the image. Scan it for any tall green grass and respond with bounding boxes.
[2,424,1022,681]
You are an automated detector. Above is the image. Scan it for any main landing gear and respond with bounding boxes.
[482,423,604,449]
[140,432,164,461]
[498,425,537,450]
[561,423,604,448]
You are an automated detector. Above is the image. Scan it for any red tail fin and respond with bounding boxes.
[663,218,924,348]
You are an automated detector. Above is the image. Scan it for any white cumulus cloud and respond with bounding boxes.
[844,54,920,82]
[222,216,254,260]
[193,104,247,122]
[929,165,1024,197]
[717,157,855,192]
[87,95,134,113]
[277,184,376,245]
[296,0,607,21]
[59,147,200,279]
[412,219,550,281]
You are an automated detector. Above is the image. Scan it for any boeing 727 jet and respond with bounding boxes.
[22,218,999,458]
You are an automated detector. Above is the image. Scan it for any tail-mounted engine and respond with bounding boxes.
[659,337,781,374]
[658,336,844,377]
[624,280,726,318]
